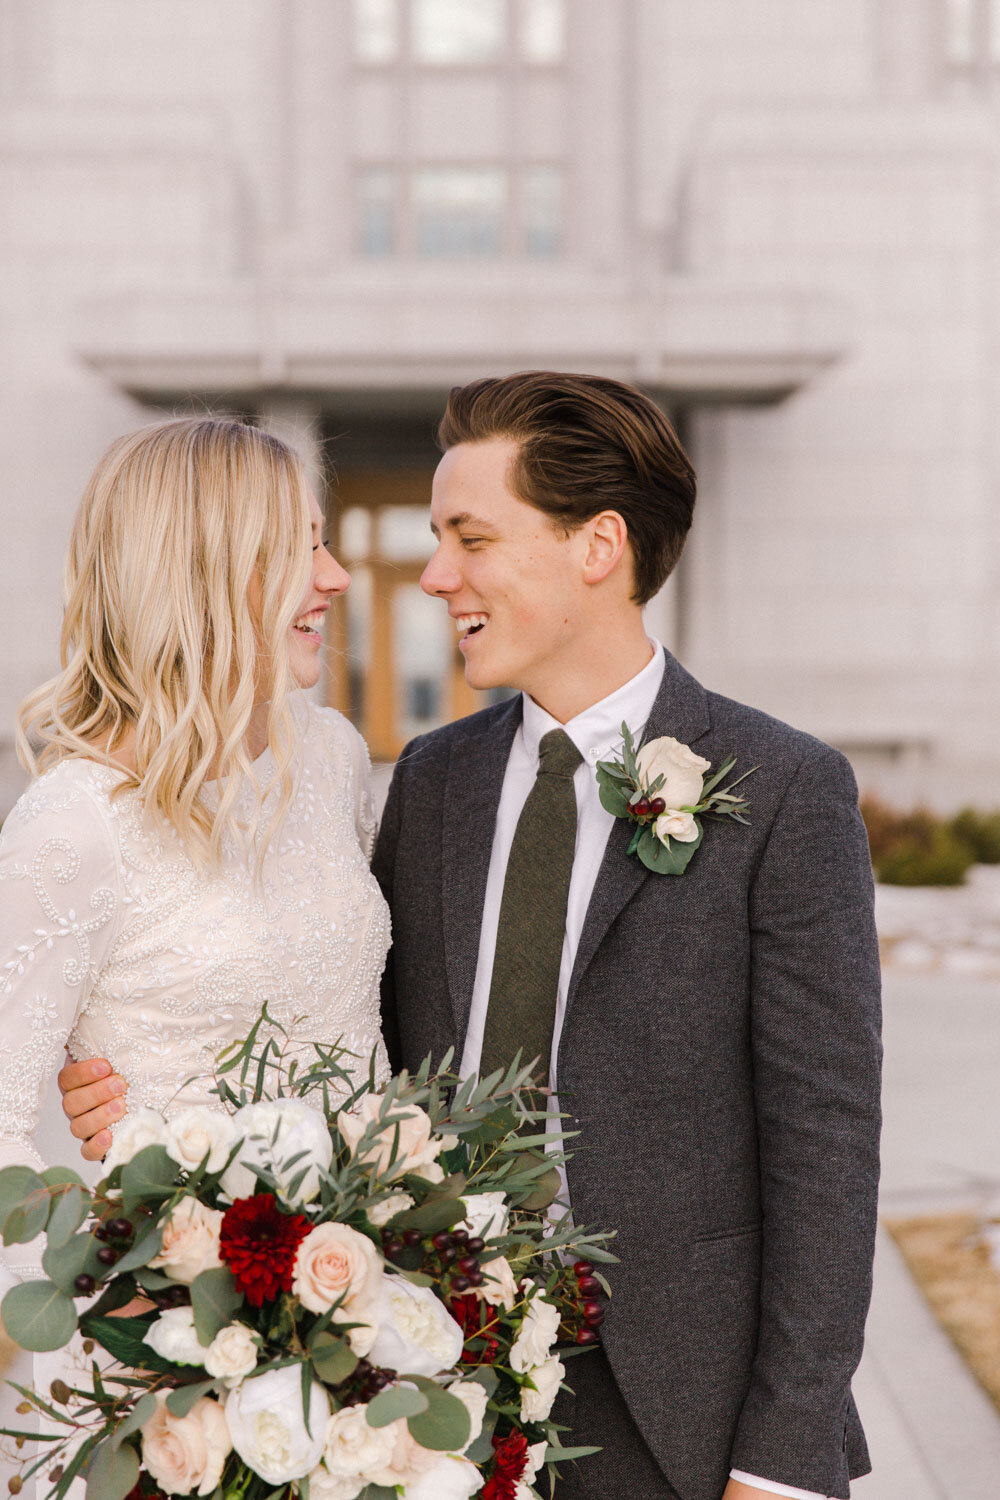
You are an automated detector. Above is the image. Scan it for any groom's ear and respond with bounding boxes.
[581,510,631,587]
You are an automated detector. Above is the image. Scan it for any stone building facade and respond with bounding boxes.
[1,0,998,812]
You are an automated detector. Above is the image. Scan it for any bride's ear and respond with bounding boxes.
[581,510,629,586]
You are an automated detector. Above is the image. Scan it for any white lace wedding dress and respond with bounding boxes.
[0,702,392,1294]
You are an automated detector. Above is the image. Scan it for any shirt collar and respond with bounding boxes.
[520,639,666,769]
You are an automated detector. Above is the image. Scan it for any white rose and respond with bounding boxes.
[337,1093,443,1180]
[222,1097,333,1207]
[143,1306,207,1367]
[149,1197,224,1285]
[447,1379,489,1451]
[366,1277,465,1377]
[103,1107,169,1172]
[653,808,700,845]
[476,1253,518,1311]
[516,1440,548,1498]
[635,735,710,810]
[323,1401,395,1480]
[225,1364,329,1484]
[165,1106,239,1175]
[204,1322,259,1387]
[404,1455,485,1500]
[306,1466,366,1500]
[292,1223,384,1330]
[519,1354,564,1423]
[368,1192,415,1227]
[509,1294,560,1372]
[141,1391,231,1497]
[458,1192,509,1241]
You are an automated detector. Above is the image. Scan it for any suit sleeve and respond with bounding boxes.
[729,744,882,1495]
[371,741,416,1078]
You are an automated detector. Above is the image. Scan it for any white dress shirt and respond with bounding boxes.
[460,639,830,1500]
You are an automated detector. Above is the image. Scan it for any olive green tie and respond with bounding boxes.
[479,727,583,1088]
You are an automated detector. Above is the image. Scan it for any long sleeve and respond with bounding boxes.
[729,744,882,1496]
[0,776,123,1289]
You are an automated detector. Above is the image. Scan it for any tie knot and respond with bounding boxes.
[537,728,583,779]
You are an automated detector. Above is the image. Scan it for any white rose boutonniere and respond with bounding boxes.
[596,722,758,876]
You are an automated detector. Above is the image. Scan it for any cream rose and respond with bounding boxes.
[322,1401,396,1481]
[292,1222,383,1325]
[368,1191,415,1227]
[458,1191,509,1241]
[337,1094,443,1180]
[367,1413,440,1489]
[149,1197,224,1285]
[103,1107,169,1172]
[476,1252,518,1311]
[404,1454,485,1500]
[306,1466,367,1500]
[366,1277,465,1377]
[654,808,700,845]
[635,735,710,810]
[143,1306,206,1367]
[222,1097,333,1207]
[203,1321,259,1387]
[509,1294,560,1372]
[225,1364,330,1484]
[519,1354,564,1423]
[141,1391,231,1497]
[165,1106,239,1175]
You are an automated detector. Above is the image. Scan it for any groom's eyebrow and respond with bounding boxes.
[430,512,498,537]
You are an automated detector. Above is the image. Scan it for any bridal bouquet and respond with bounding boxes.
[0,1015,614,1500]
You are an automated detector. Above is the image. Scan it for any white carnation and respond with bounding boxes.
[203,1322,259,1387]
[323,1402,395,1479]
[306,1466,366,1500]
[519,1355,564,1423]
[368,1192,415,1227]
[458,1191,509,1241]
[509,1294,561,1372]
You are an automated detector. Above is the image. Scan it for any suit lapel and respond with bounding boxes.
[441,696,523,1048]
[567,650,713,1005]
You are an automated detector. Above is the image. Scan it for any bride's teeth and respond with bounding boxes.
[455,614,487,633]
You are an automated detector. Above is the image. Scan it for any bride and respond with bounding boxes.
[0,415,392,1300]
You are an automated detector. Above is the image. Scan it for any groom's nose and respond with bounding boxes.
[420,545,461,597]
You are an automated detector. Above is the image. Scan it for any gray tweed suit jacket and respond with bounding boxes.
[372,649,882,1500]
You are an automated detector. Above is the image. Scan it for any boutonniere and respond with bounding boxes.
[596,722,758,875]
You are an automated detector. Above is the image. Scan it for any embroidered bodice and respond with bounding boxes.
[0,704,391,1285]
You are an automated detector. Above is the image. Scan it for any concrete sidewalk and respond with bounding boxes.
[848,970,1000,1500]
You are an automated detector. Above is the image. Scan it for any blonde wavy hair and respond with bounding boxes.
[17,416,313,869]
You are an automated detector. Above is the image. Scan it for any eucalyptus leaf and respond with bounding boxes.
[166,1380,214,1417]
[389,1196,465,1234]
[85,1435,139,1500]
[190,1266,240,1346]
[45,1185,90,1249]
[597,777,631,818]
[365,1385,429,1427]
[43,1229,103,1297]
[405,1383,471,1452]
[0,1165,44,1228]
[2,1280,78,1351]
[635,821,702,875]
[113,1221,163,1274]
[310,1332,358,1386]
[110,1392,157,1447]
[41,1167,86,1191]
[3,1185,51,1245]
[120,1144,178,1205]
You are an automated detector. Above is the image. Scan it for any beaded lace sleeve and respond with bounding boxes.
[0,775,123,1288]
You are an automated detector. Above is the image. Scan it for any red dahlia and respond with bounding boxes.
[219,1192,312,1306]
[482,1430,530,1500]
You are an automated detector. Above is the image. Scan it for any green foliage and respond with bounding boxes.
[404,1379,472,1452]
[309,1332,358,1385]
[2,1280,78,1351]
[950,807,1000,864]
[190,1265,241,1346]
[861,797,980,886]
[365,1384,429,1426]
[84,1436,139,1500]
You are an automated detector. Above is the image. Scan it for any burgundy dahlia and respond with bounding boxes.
[218,1192,312,1306]
[482,1430,530,1500]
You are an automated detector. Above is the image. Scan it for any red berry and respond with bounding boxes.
[452,1274,471,1292]
[576,1274,599,1296]
[432,1231,452,1251]
[107,1218,133,1239]
[73,1274,95,1296]
[467,1268,484,1287]
[451,1228,469,1245]
[573,1260,593,1276]
[466,1237,485,1254]
[584,1303,605,1327]
[403,1229,423,1247]
[439,1246,457,1265]
[649,798,666,817]
[96,1246,118,1267]
[576,1328,599,1345]
[456,1255,478,1274]
[633,799,651,818]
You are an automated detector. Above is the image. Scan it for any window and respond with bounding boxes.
[414,167,506,257]
[355,165,566,259]
[357,167,397,256]
[352,0,566,65]
[412,0,505,63]
[354,0,399,62]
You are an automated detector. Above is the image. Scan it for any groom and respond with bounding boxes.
[59,373,881,1500]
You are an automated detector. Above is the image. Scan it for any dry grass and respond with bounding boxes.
[886,1212,1000,1413]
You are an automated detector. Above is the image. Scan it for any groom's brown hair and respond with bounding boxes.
[437,371,696,605]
